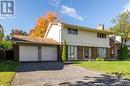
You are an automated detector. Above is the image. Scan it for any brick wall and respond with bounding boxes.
[91,47,97,59]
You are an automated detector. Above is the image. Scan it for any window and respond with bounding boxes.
[68,28,71,34]
[97,33,106,39]
[98,48,106,58]
[68,28,78,35]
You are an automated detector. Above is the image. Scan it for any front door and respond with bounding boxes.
[68,45,77,60]
[84,47,89,59]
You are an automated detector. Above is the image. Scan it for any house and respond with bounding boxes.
[109,35,130,59]
[124,37,130,58]
[12,22,112,61]
[109,35,119,59]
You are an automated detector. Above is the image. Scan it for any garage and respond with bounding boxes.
[41,47,57,61]
[19,46,58,61]
[12,35,59,62]
[19,46,38,61]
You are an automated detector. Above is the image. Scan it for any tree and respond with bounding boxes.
[111,11,130,45]
[10,29,27,36]
[0,41,14,71]
[0,24,4,40]
[29,12,58,37]
[5,35,10,41]
[111,11,130,60]
[62,39,67,62]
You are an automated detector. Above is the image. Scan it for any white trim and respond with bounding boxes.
[83,47,85,59]
[44,23,52,37]
[89,47,91,58]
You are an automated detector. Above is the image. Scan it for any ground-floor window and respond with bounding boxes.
[68,45,77,60]
[97,48,106,58]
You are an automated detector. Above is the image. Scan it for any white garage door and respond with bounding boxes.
[41,47,57,61]
[19,46,38,61]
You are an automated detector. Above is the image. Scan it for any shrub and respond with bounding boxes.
[62,39,67,62]
[119,45,128,60]
[96,57,104,61]
[123,45,128,59]
[0,41,14,50]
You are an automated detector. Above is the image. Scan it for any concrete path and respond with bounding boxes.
[11,62,130,86]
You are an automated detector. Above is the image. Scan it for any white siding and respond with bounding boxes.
[89,47,91,58]
[61,28,110,47]
[19,46,38,61]
[46,24,62,42]
[116,36,121,43]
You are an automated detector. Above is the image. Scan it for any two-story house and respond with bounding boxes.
[45,22,111,60]
[12,22,112,61]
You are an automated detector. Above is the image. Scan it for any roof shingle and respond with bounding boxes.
[12,35,59,45]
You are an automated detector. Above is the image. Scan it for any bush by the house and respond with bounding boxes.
[62,39,67,62]
[119,45,128,60]
[0,41,14,50]
[0,41,14,61]
[96,57,104,61]
[123,45,128,59]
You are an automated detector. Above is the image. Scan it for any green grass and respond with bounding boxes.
[0,60,17,86]
[72,61,130,79]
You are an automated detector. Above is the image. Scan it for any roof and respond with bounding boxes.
[12,35,59,45]
[44,22,113,37]
[61,22,113,34]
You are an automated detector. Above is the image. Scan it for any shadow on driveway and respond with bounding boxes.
[11,62,130,86]
[59,74,130,86]
[16,61,64,72]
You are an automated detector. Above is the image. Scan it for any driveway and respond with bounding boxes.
[11,62,130,86]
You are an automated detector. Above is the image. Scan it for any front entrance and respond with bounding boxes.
[83,47,91,59]
[68,45,77,60]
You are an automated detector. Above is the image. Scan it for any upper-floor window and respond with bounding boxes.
[97,33,106,39]
[68,28,78,35]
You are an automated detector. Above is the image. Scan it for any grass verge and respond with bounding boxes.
[0,60,17,86]
[72,61,130,79]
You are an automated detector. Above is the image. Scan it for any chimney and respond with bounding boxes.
[96,24,104,30]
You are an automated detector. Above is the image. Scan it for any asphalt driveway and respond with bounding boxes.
[11,62,130,86]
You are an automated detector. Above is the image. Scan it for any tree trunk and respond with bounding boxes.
[124,39,127,45]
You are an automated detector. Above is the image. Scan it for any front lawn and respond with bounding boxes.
[72,61,130,79]
[0,60,17,86]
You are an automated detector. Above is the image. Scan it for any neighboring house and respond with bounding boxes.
[109,35,130,59]
[109,35,119,59]
[126,37,130,58]
[12,22,112,62]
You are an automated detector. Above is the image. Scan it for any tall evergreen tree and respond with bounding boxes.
[62,39,67,62]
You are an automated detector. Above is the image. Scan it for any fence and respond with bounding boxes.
[0,49,14,61]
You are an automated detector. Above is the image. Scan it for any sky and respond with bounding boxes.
[0,0,130,34]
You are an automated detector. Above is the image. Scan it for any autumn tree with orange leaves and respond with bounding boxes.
[29,12,58,37]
